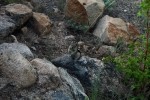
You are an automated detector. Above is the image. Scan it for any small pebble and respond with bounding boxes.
[31,46,36,51]
[124,9,127,12]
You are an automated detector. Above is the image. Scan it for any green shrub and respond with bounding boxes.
[89,77,100,100]
[105,0,150,99]
[138,0,150,17]
[114,35,150,99]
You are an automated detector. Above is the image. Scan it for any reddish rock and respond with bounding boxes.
[127,22,140,40]
[31,12,52,35]
[93,15,140,44]
[65,0,88,24]
[65,0,105,25]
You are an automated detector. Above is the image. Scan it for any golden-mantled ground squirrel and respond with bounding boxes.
[68,41,82,60]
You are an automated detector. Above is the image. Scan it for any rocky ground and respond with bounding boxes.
[0,0,144,100]
[0,0,143,60]
[25,0,143,60]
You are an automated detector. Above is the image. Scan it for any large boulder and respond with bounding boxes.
[52,54,128,99]
[0,59,88,100]
[78,56,128,99]
[5,3,32,27]
[0,78,10,90]
[51,54,90,86]
[31,58,61,89]
[0,43,34,60]
[0,48,37,88]
[57,68,89,100]
[30,12,52,35]
[65,0,105,25]
[93,15,140,44]
[0,15,16,38]
[51,54,75,70]
[22,1,34,9]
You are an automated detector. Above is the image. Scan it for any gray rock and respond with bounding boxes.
[78,56,128,99]
[43,90,74,100]
[5,3,33,27]
[0,78,10,90]
[51,54,90,86]
[35,68,89,100]
[0,43,34,60]
[0,60,88,100]
[101,45,116,53]
[0,15,16,38]
[31,58,61,89]
[51,54,74,69]
[93,15,140,44]
[52,54,127,99]
[0,48,37,88]
[31,12,52,35]
[22,1,34,9]
[58,68,89,100]
[96,45,116,57]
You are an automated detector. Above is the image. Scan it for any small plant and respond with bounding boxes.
[103,0,115,9]
[111,0,150,99]
[138,0,150,64]
[89,67,126,100]
[89,77,100,100]
[66,19,89,33]
[57,0,66,11]
[115,37,127,54]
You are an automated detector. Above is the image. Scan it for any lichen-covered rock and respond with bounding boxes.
[93,15,140,44]
[0,48,37,88]
[5,3,33,27]
[51,54,91,86]
[52,55,130,99]
[22,1,34,9]
[0,78,10,90]
[51,54,74,69]
[31,58,61,89]
[78,56,128,99]
[31,58,60,76]
[0,43,34,60]
[0,15,16,38]
[58,68,89,100]
[30,12,52,35]
[65,0,105,25]
[0,59,88,100]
